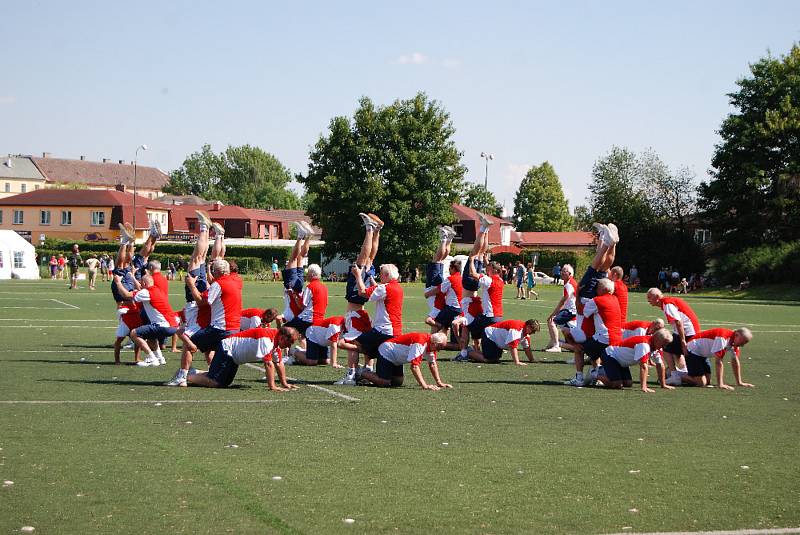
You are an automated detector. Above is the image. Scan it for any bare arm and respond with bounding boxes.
[424,286,440,298]
[113,275,134,300]
[639,361,654,393]
[468,256,479,280]
[509,347,527,366]
[549,294,568,320]
[353,265,369,297]
[185,275,207,306]
[715,357,734,390]
[427,360,451,388]
[730,353,753,387]
[523,346,535,363]
[411,363,438,390]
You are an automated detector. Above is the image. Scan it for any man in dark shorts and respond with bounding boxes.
[67,244,82,289]
[357,332,450,390]
[186,327,300,390]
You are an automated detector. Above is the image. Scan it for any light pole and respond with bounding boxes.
[480,151,494,189]
[133,144,148,237]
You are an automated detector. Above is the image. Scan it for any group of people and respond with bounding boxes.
[544,223,753,391]
[106,211,754,393]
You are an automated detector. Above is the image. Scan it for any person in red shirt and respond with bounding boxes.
[609,266,628,323]
[674,327,754,389]
[646,287,702,382]
[467,319,540,365]
[286,264,328,333]
[352,262,404,364]
[285,316,345,367]
[357,332,451,390]
[466,258,504,344]
[240,308,279,331]
[595,328,674,392]
[545,264,577,353]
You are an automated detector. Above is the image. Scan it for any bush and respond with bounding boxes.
[714,240,800,285]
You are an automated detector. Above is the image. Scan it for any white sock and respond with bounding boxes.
[155,347,163,359]
[145,350,155,360]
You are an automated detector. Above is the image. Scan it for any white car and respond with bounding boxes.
[531,271,555,285]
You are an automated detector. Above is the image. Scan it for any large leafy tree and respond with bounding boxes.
[461,183,502,217]
[300,93,466,268]
[585,146,704,283]
[165,144,301,209]
[699,44,800,252]
[512,161,572,231]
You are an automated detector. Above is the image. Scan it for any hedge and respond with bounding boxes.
[714,240,800,285]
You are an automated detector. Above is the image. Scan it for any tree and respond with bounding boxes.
[461,183,502,217]
[512,161,572,231]
[299,93,466,268]
[165,144,300,209]
[699,44,800,252]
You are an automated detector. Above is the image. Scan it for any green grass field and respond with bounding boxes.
[0,279,798,534]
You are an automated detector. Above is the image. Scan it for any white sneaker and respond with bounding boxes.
[150,357,162,367]
[334,375,356,386]
[544,346,562,353]
[477,212,492,229]
[300,220,315,236]
[442,225,456,239]
[118,223,134,244]
[666,372,683,386]
[282,355,295,366]
[212,222,225,236]
[564,375,584,387]
[137,356,157,367]
[149,219,162,239]
[165,374,187,386]
[123,342,134,350]
[195,210,213,229]
[292,222,307,239]
[606,223,619,244]
[453,353,470,362]
[589,368,599,382]
[157,355,167,365]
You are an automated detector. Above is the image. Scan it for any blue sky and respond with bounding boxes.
[2,1,798,214]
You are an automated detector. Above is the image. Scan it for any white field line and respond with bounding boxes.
[16,349,123,353]
[0,307,75,310]
[0,325,116,329]
[0,399,335,405]
[242,362,360,402]
[50,298,79,309]
[0,318,115,322]
[606,528,800,535]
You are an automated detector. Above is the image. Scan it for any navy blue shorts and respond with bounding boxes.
[305,340,329,361]
[207,349,239,387]
[516,278,524,288]
[468,314,498,339]
[284,317,312,334]
[356,329,393,359]
[462,258,484,292]
[553,309,576,327]
[345,265,374,304]
[190,327,232,353]
[426,262,444,287]
[376,356,403,382]
[184,266,208,302]
[578,266,607,300]
[435,306,461,329]
[582,337,608,362]
[134,324,178,341]
[132,254,147,280]
[603,357,632,382]
[282,267,304,293]
[664,334,694,356]
[686,352,711,377]
[480,336,503,362]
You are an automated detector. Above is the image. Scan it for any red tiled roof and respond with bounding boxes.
[451,203,513,225]
[514,231,596,247]
[30,157,169,190]
[170,204,287,232]
[0,188,170,209]
[489,245,522,255]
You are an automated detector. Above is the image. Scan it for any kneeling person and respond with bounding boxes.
[358,332,451,390]
[596,328,673,392]
[468,319,540,365]
[287,316,345,367]
[678,327,754,389]
[187,327,300,390]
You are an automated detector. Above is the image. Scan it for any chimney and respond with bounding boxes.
[102,158,110,163]
[211,201,222,211]
[42,152,51,158]
[80,155,86,161]
[118,160,125,164]
[115,184,125,192]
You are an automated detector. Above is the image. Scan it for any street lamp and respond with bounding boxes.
[133,144,148,238]
[480,151,494,189]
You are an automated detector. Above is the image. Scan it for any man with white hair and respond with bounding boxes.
[285,262,328,334]
[352,262,404,365]
[566,278,622,386]
[596,328,674,392]
[357,332,451,390]
[284,316,344,367]
[646,287,701,384]
[545,263,577,353]
[673,327,754,389]
[466,319,540,365]
[609,266,629,323]
[167,258,242,386]
[622,318,665,339]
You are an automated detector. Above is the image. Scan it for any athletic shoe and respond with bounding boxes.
[149,218,162,239]
[137,356,157,367]
[211,222,225,236]
[358,213,373,227]
[292,222,307,239]
[123,342,135,350]
[442,225,456,237]
[195,210,213,229]
[334,375,357,386]
[477,212,492,230]
[188,367,198,376]
[150,358,162,367]
[282,355,295,366]
[118,223,134,244]
[157,355,167,365]
[367,213,384,230]
[564,375,584,387]
[544,346,562,353]
[589,368,599,382]
[606,223,619,244]
[124,222,136,240]
[666,372,683,386]
[165,375,187,387]
[437,226,449,240]
[299,220,315,236]
[453,353,470,362]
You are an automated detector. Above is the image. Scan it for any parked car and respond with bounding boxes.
[531,271,554,284]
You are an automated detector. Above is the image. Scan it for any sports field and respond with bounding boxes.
[0,279,798,535]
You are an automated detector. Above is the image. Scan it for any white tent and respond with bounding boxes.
[0,230,39,279]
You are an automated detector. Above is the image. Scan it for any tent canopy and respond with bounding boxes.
[0,230,39,279]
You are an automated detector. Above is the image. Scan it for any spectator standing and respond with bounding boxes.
[671,269,680,293]
[57,254,65,279]
[658,268,668,290]
[272,258,280,281]
[526,262,538,300]
[552,262,561,285]
[629,265,638,283]
[68,244,82,289]
[85,254,100,290]
[49,255,58,279]
[515,261,526,299]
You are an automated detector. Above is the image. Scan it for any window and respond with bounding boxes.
[0,209,3,224]
[694,228,712,245]
[61,210,72,225]
[452,223,464,239]
[13,251,23,269]
[20,184,26,193]
[188,221,196,231]
[91,211,105,226]
[4,183,9,193]
[13,210,23,225]
[40,210,51,225]
[34,185,40,190]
